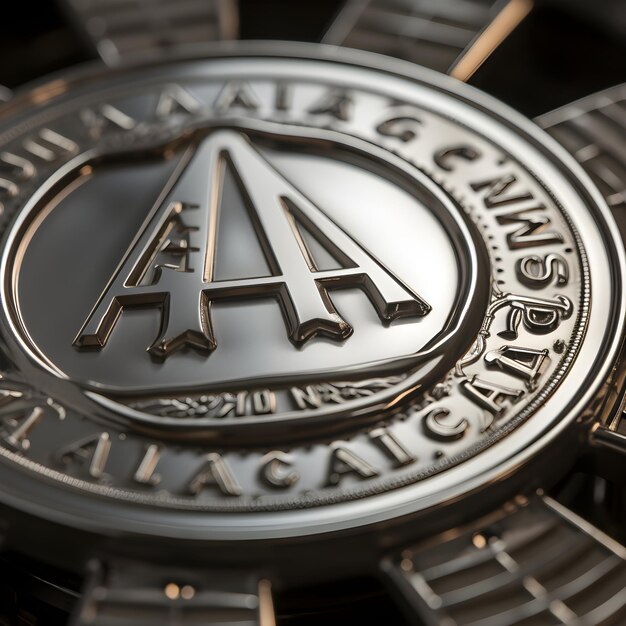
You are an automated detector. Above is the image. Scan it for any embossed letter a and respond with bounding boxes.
[74,130,430,359]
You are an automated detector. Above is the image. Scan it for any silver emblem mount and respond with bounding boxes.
[0,48,621,538]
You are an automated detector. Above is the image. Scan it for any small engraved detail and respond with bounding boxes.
[127,377,404,419]
[289,377,404,410]
[129,389,276,419]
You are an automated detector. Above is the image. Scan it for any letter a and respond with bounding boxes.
[75,130,430,359]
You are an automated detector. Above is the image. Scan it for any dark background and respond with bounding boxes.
[0,0,623,117]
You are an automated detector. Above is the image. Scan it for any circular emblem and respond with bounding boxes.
[0,49,621,537]
[7,114,487,440]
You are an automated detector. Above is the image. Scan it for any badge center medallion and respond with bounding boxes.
[0,55,605,518]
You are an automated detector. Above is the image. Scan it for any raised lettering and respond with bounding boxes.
[0,152,35,180]
[423,407,469,441]
[516,253,569,287]
[377,113,421,142]
[156,85,202,118]
[471,174,532,208]
[434,145,481,171]
[1,406,43,451]
[369,427,415,466]
[327,444,378,485]
[260,451,300,488]
[275,82,292,111]
[23,129,78,162]
[495,294,572,339]
[484,346,549,391]
[58,432,111,479]
[461,377,523,415]
[497,206,564,249]
[291,385,322,410]
[134,444,161,485]
[308,89,352,121]
[189,453,242,496]
[81,104,136,138]
[215,81,260,113]
[75,131,429,358]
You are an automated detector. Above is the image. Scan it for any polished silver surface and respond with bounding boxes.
[0,47,622,556]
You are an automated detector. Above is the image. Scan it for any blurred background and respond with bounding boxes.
[0,0,624,117]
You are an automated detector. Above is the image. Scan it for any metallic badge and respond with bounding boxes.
[0,48,622,538]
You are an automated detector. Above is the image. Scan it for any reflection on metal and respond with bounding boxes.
[323,0,498,74]
[74,130,430,360]
[382,496,626,625]
[543,494,626,560]
[258,580,277,626]
[74,560,266,626]
[450,0,534,81]
[592,423,626,456]
[537,84,626,219]
[63,0,240,65]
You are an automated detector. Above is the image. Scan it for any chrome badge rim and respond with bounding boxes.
[0,44,621,540]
